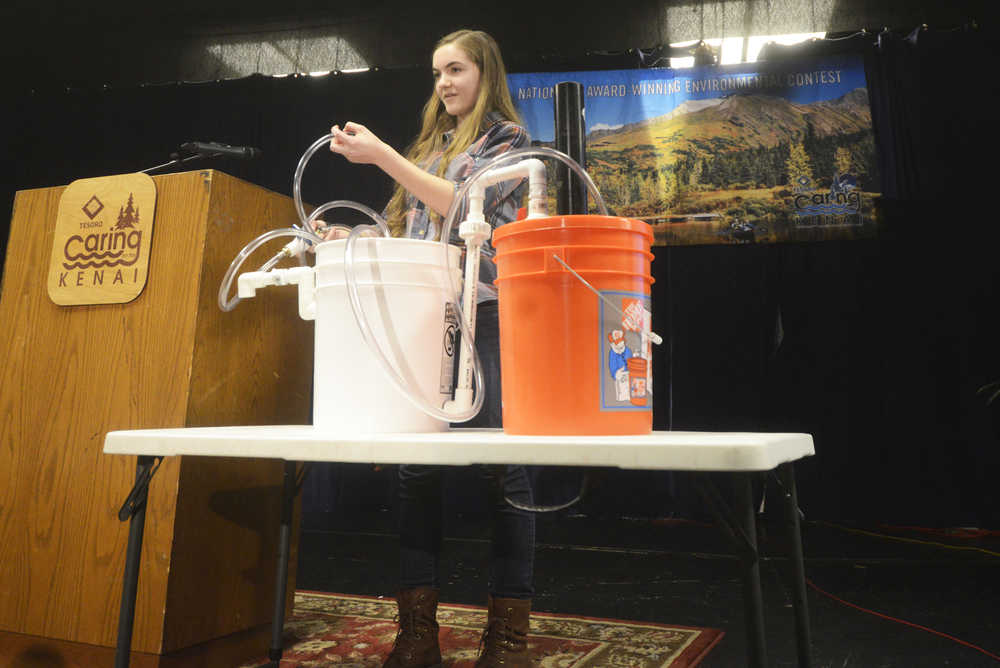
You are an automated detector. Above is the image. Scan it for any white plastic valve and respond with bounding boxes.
[458,220,492,246]
[238,266,316,320]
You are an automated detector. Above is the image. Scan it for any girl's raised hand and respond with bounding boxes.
[329,122,388,166]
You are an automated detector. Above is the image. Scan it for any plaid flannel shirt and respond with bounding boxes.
[402,111,530,301]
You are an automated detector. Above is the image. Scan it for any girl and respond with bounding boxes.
[326,29,535,668]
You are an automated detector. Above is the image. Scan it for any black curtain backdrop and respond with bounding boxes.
[4,24,996,526]
[5,68,430,237]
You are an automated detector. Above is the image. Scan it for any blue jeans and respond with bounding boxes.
[397,301,535,599]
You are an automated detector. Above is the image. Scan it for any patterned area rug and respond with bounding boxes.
[242,591,723,667]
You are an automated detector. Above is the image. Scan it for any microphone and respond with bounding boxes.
[180,141,262,159]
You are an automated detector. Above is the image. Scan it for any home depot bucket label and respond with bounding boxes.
[599,291,652,411]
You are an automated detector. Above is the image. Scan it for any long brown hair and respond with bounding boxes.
[383,29,521,236]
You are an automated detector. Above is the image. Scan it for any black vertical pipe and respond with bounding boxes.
[268,460,298,666]
[734,473,768,668]
[115,455,154,668]
[554,81,587,214]
[779,462,813,667]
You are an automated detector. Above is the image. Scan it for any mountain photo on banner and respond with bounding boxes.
[509,54,881,246]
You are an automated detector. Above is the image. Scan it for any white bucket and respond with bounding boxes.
[312,237,462,433]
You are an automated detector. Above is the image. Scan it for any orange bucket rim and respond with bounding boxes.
[494,245,655,260]
[495,269,655,284]
[493,214,653,242]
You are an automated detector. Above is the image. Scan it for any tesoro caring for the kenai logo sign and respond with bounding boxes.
[47,173,157,306]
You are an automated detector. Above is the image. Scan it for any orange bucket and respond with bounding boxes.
[492,215,654,435]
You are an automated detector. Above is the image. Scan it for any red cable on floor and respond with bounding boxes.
[877,524,1000,539]
[805,578,1000,663]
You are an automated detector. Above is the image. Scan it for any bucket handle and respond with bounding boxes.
[544,246,568,273]
[550,254,663,345]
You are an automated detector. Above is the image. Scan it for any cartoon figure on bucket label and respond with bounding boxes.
[607,329,632,402]
[599,291,652,410]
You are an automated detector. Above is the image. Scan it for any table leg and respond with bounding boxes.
[114,455,155,668]
[778,462,812,667]
[267,460,298,667]
[733,474,767,668]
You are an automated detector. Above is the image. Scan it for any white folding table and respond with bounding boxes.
[104,426,815,668]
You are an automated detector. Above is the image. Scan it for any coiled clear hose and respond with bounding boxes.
[219,140,610,427]
[294,133,391,237]
[342,224,486,422]
[436,147,609,512]
[437,145,609,247]
[218,134,390,312]
[351,146,612,422]
[219,133,481,421]
[218,227,319,312]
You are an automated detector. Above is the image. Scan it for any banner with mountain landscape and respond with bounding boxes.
[508,53,880,245]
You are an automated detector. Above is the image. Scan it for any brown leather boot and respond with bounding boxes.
[382,587,442,668]
[475,595,532,667]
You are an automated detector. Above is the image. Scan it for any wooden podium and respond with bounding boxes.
[0,171,314,666]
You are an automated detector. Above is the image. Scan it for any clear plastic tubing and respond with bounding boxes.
[430,146,609,411]
[220,133,481,422]
[439,145,609,246]
[342,145,609,423]
[222,141,606,424]
[216,199,389,313]
[296,133,480,421]
[342,223,486,422]
[218,227,320,312]
[293,134,391,237]
[219,134,392,312]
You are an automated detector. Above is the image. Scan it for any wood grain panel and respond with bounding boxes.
[188,170,313,428]
[0,185,184,644]
[0,173,209,648]
[0,171,311,656]
[166,172,311,651]
[50,170,214,649]
[0,622,273,667]
[0,186,63,634]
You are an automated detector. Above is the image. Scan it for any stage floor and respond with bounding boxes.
[297,498,1000,667]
